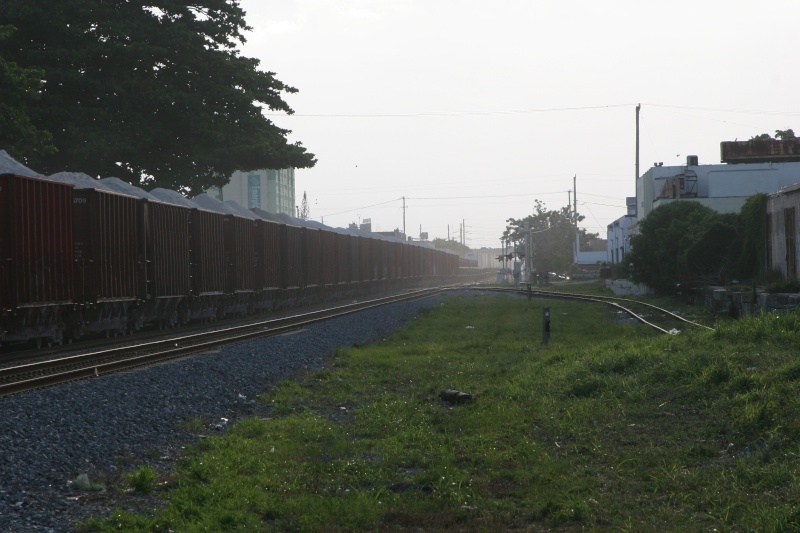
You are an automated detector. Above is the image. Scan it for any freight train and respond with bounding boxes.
[0,170,459,348]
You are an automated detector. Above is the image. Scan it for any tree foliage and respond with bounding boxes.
[736,194,767,280]
[625,202,745,293]
[503,200,598,275]
[750,129,796,141]
[0,25,54,158]
[431,238,469,255]
[0,1,315,194]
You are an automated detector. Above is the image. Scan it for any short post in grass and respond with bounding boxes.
[542,307,550,345]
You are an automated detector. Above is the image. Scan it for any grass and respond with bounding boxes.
[83,294,800,531]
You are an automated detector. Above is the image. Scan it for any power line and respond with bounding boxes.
[316,197,401,219]
[269,102,800,119]
[410,191,569,201]
[268,104,634,118]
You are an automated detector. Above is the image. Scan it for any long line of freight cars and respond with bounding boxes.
[0,157,459,348]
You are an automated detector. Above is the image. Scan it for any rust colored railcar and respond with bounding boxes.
[134,200,191,327]
[71,187,140,336]
[0,174,75,346]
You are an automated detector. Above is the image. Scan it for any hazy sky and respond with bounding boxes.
[236,0,800,248]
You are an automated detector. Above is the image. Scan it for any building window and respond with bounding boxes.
[247,173,261,209]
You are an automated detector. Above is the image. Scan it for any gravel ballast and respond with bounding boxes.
[0,294,454,532]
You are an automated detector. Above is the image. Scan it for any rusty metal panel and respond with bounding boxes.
[0,174,75,309]
[259,219,283,289]
[402,244,412,278]
[347,234,360,283]
[721,139,800,163]
[335,233,350,283]
[421,247,432,276]
[142,200,191,298]
[377,240,389,280]
[395,242,405,279]
[283,224,303,288]
[223,214,259,292]
[72,189,140,303]
[320,229,337,285]
[358,237,373,281]
[190,208,226,296]
[302,227,322,286]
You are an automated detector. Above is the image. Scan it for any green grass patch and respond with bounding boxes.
[84,296,800,531]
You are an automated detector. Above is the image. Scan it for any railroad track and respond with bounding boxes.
[476,286,713,334]
[0,287,447,397]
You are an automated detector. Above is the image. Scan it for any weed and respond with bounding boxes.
[126,466,159,494]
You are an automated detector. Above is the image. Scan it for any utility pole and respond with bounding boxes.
[524,221,532,282]
[462,219,465,246]
[573,174,579,262]
[402,196,406,238]
[635,104,641,183]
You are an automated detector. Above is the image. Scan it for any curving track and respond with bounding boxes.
[474,286,714,335]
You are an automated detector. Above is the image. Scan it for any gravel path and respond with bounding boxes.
[0,293,455,532]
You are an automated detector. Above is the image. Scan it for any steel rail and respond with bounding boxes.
[0,287,447,397]
[471,286,713,334]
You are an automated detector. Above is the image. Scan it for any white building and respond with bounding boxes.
[607,143,800,265]
[606,197,637,264]
[636,155,800,221]
[207,168,296,216]
[464,249,502,269]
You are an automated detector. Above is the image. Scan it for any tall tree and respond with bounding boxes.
[503,200,597,275]
[0,1,315,194]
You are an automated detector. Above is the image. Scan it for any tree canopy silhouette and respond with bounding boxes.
[0,1,315,193]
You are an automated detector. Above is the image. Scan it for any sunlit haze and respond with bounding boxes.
[236,0,800,248]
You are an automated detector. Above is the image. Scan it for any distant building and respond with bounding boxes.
[207,168,296,216]
[464,249,502,269]
[606,197,637,264]
[375,229,406,240]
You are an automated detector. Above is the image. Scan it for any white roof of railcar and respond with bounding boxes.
[48,172,114,191]
[0,150,45,178]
